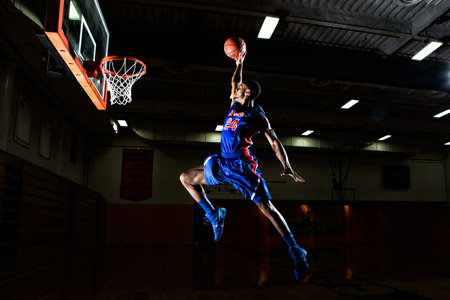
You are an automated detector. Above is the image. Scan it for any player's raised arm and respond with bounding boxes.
[256,113,305,182]
[230,53,244,106]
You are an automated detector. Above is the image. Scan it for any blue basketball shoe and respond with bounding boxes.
[205,207,226,241]
[289,246,309,280]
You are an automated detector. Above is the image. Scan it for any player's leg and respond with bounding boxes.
[256,201,309,280]
[179,161,226,241]
[179,164,210,206]
[256,201,289,236]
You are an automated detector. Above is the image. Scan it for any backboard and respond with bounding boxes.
[44,0,110,110]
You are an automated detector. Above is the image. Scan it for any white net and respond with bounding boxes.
[101,57,146,105]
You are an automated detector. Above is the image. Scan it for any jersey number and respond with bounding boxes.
[224,118,239,131]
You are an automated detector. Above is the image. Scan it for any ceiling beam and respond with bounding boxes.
[110,0,413,33]
[379,6,450,55]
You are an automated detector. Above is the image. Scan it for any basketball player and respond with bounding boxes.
[179,53,309,280]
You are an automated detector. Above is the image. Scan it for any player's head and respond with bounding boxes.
[243,79,261,102]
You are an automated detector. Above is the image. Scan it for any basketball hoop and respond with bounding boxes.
[100,56,147,105]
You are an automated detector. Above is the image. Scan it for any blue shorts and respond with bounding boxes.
[204,153,271,203]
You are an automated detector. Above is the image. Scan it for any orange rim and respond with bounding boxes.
[100,55,147,78]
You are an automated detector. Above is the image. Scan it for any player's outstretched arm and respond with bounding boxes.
[230,53,245,106]
[258,114,305,182]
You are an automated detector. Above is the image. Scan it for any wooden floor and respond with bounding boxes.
[92,241,450,300]
[2,192,449,299]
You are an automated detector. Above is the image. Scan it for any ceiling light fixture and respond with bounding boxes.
[117,120,128,127]
[110,119,118,134]
[411,41,443,61]
[215,125,223,132]
[378,135,391,141]
[433,109,450,118]
[445,142,450,146]
[393,0,423,6]
[301,130,314,136]
[258,16,279,39]
[341,99,359,109]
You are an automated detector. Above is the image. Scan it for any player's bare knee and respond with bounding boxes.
[257,202,271,215]
[179,172,188,185]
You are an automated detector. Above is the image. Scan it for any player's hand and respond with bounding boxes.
[236,52,245,65]
[281,168,305,182]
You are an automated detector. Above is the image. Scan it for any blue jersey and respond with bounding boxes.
[220,102,265,157]
[203,102,272,203]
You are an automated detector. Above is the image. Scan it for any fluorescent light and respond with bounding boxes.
[111,121,118,134]
[378,135,391,141]
[117,120,128,127]
[411,41,443,61]
[258,16,279,39]
[215,125,223,132]
[445,142,450,146]
[433,109,450,118]
[341,99,359,109]
[301,130,314,136]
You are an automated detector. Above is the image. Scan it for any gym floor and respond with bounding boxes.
[93,241,450,300]
[89,203,450,300]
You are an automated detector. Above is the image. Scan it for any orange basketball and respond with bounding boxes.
[224,37,247,60]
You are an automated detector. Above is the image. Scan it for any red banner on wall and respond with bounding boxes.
[120,149,153,201]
